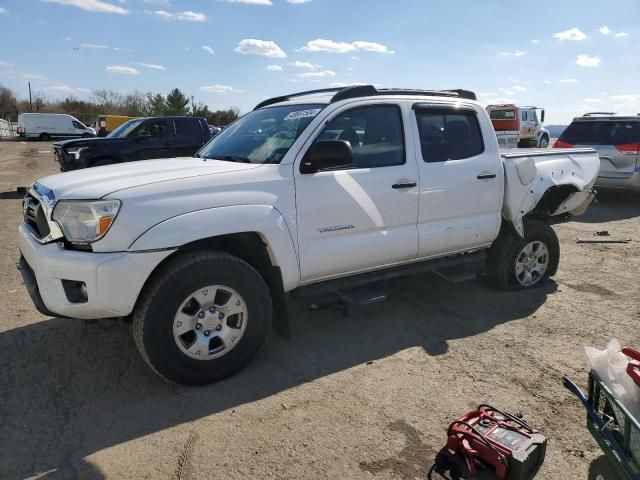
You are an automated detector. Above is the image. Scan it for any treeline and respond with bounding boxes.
[0,86,240,127]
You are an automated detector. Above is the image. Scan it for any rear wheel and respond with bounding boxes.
[39,133,50,141]
[133,251,272,385]
[486,219,560,290]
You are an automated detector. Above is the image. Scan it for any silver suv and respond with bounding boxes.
[554,113,640,190]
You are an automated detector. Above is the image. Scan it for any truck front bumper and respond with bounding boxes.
[17,223,173,319]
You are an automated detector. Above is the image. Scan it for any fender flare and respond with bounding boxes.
[128,204,300,291]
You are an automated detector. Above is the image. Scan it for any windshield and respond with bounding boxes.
[107,118,145,138]
[489,109,516,120]
[196,104,325,164]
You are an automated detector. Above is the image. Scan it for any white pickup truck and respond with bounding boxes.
[17,86,599,385]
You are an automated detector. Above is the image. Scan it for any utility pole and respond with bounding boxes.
[191,95,195,115]
[28,82,33,112]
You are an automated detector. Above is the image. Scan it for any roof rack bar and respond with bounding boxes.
[253,85,477,110]
[253,87,345,110]
[583,112,616,116]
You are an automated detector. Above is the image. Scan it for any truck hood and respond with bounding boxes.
[53,137,128,150]
[35,157,262,200]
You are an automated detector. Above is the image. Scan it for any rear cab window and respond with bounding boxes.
[175,118,204,138]
[560,120,640,146]
[414,106,484,162]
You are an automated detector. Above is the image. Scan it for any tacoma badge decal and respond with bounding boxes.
[318,224,354,233]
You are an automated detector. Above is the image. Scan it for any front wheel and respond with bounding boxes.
[132,251,272,385]
[588,456,619,480]
[485,219,560,290]
[538,134,549,148]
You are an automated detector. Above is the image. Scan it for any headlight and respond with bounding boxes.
[65,147,87,159]
[52,200,121,244]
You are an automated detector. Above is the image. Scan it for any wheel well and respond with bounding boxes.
[140,232,290,338]
[530,184,579,217]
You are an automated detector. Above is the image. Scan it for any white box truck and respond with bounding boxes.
[17,113,96,140]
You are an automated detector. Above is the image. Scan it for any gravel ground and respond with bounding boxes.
[0,140,639,480]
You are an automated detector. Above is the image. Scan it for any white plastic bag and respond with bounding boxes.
[585,339,640,419]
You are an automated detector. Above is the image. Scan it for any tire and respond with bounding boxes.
[92,159,115,167]
[588,456,619,480]
[538,134,549,149]
[485,219,560,290]
[133,251,272,385]
[39,133,50,141]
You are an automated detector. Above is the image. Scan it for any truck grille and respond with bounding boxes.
[23,193,51,239]
[53,146,72,170]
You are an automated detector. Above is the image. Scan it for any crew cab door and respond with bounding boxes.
[295,102,419,282]
[131,118,173,160]
[412,104,502,258]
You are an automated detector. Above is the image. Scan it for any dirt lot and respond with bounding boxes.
[0,140,639,480]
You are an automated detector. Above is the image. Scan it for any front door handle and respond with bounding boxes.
[392,181,417,189]
[477,173,497,180]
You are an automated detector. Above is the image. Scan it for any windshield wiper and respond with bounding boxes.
[203,155,252,163]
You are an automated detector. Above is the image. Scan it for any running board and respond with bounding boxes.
[291,250,487,299]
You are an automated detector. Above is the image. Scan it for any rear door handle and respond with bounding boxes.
[392,181,417,189]
[477,173,497,180]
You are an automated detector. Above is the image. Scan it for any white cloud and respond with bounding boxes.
[152,10,206,21]
[559,78,578,84]
[266,65,283,71]
[610,94,640,103]
[135,62,166,70]
[235,39,286,58]
[300,39,394,55]
[296,70,335,79]
[288,0,312,3]
[290,60,321,69]
[200,84,243,93]
[106,65,139,75]
[576,54,601,67]
[300,39,356,54]
[143,0,169,4]
[351,41,395,54]
[0,60,13,67]
[43,0,129,14]
[497,49,527,58]
[615,32,629,37]
[221,0,272,4]
[81,43,108,49]
[512,85,527,92]
[22,73,48,80]
[584,98,602,103]
[202,45,215,55]
[44,83,90,94]
[543,80,552,84]
[598,26,612,35]
[553,27,587,42]
[0,6,8,14]
[531,39,540,44]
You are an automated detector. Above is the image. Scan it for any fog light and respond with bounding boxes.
[61,280,88,303]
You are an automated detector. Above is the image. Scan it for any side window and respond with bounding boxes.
[137,120,168,138]
[175,118,203,138]
[72,120,84,129]
[415,109,484,163]
[317,105,405,168]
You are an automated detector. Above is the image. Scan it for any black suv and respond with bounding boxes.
[52,116,212,171]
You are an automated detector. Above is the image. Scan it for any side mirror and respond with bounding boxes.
[540,110,545,123]
[300,140,353,174]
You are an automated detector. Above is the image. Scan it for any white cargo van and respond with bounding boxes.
[17,113,96,140]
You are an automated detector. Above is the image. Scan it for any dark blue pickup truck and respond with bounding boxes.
[52,116,211,171]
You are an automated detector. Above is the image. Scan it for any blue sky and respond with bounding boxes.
[0,0,638,124]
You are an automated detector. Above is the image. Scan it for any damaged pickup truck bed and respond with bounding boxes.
[17,85,599,385]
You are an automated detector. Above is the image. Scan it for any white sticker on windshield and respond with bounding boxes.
[284,109,322,121]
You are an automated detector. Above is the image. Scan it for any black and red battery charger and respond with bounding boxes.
[444,404,547,480]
